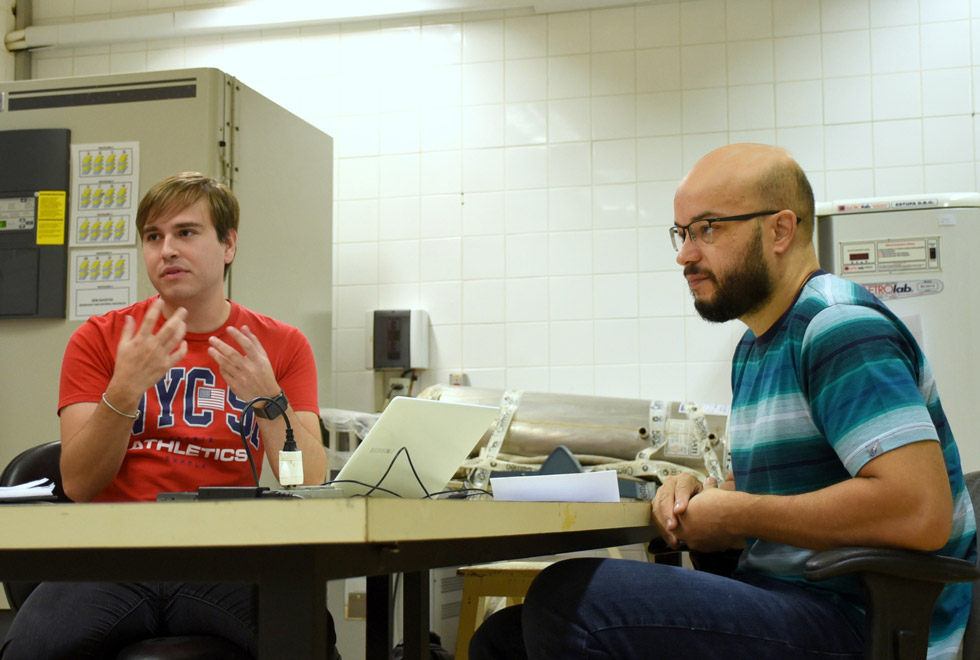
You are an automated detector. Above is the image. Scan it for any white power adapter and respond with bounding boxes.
[279,448,304,486]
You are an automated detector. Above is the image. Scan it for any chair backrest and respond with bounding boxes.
[0,441,70,609]
[0,441,69,503]
[963,471,980,660]
[0,442,258,659]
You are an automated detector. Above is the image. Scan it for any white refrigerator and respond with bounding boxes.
[817,193,980,472]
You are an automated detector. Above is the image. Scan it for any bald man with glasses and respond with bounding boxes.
[469,143,976,660]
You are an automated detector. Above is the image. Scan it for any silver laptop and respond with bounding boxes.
[332,396,499,498]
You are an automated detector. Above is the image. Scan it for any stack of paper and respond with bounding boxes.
[0,478,57,502]
[490,470,620,503]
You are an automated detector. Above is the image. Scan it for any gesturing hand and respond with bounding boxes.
[110,298,188,405]
[207,325,279,403]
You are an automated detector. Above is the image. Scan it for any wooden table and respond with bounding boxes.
[0,498,653,659]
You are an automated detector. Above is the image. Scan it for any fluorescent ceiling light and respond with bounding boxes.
[9,0,639,50]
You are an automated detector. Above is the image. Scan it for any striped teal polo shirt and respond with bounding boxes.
[729,271,976,660]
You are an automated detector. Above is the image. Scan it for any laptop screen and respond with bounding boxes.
[333,397,499,498]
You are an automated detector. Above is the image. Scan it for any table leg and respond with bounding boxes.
[367,574,394,660]
[256,551,328,659]
[402,570,430,660]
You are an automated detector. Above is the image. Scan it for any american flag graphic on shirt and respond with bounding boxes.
[196,387,226,411]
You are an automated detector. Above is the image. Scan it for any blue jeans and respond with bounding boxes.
[469,558,865,660]
[1,582,258,659]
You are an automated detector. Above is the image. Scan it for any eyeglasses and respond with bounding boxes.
[669,210,779,252]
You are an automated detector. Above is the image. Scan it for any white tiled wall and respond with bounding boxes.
[19,0,980,412]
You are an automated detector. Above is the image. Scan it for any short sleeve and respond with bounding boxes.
[801,304,938,475]
[59,318,117,412]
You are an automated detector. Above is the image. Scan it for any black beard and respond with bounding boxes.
[686,227,774,324]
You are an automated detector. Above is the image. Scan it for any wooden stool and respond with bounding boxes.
[454,561,552,660]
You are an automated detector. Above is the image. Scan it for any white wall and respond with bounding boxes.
[24,0,980,412]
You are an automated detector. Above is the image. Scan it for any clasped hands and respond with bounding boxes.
[651,471,742,552]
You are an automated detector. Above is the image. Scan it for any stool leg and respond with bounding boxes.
[455,577,482,660]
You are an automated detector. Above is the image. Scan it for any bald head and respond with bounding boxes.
[676,143,815,242]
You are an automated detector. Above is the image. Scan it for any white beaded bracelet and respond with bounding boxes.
[102,393,140,420]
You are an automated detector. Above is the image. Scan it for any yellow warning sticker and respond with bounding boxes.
[36,190,66,245]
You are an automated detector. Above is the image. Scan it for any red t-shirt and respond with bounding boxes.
[59,296,319,501]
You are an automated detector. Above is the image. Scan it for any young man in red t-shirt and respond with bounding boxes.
[1,172,334,659]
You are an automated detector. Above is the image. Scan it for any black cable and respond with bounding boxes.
[321,445,493,499]
[366,446,428,498]
[239,396,293,488]
[425,487,492,500]
[320,446,429,498]
[321,479,403,498]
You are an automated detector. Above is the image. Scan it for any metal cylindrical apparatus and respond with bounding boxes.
[418,384,728,484]
[420,384,652,460]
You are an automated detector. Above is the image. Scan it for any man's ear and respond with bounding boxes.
[223,228,238,265]
[771,210,797,254]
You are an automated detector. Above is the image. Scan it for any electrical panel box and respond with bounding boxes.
[367,309,429,370]
[0,128,71,318]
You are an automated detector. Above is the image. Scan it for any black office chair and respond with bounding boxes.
[0,441,254,660]
[804,470,980,660]
[650,470,980,660]
[963,471,980,659]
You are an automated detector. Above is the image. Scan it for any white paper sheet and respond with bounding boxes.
[490,470,620,503]
[0,478,56,501]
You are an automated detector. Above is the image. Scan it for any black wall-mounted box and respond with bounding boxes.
[368,309,429,370]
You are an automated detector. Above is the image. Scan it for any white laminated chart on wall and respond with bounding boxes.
[69,142,140,247]
[68,142,140,320]
[70,248,137,320]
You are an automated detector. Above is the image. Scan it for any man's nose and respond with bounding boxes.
[675,233,699,266]
[161,234,179,256]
